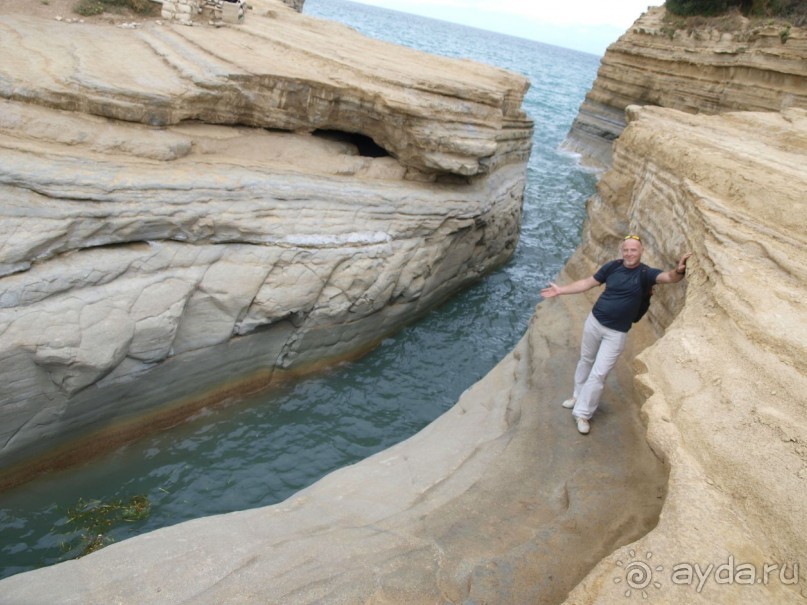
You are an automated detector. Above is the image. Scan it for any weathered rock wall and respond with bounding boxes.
[161,0,303,25]
[4,104,804,605]
[561,106,807,603]
[564,6,807,168]
[0,1,532,485]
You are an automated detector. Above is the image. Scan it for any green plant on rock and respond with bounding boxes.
[667,0,734,17]
[60,494,151,558]
[73,0,159,17]
[74,0,105,15]
[660,25,679,38]
[661,13,688,35]
[665,0,806,24]
[779,24,791,42]
[102,0,158,11]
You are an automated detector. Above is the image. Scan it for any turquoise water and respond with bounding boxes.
[0,0,600,580]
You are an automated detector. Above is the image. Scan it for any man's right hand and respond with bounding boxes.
[540,282,562,299]
[541,276,601,299]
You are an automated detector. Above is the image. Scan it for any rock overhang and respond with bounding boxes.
[0,1,533,178]
[0,0,534,486]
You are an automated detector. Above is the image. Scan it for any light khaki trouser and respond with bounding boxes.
[572,312,627,420]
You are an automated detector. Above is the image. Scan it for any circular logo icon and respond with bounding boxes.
[625,560,654,590]
[613,550,664,598]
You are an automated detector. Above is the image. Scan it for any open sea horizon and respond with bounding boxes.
[0,0,601,580]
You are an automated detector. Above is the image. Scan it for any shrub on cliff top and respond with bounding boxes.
[666,0,735,17]
[74,0,158,17]
[667,0,804,22]
[74,0,104,15]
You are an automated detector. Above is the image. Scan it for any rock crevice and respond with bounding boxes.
[4,4,805,605]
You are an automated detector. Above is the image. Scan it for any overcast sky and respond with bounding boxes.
[347,0,665,55]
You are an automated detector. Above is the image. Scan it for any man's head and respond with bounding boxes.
[621,235,643,268]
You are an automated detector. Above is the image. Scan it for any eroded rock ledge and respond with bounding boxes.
[564,6,807,168]
[0,0,532,485]
[0,2,530,176]
[3,108,804,605]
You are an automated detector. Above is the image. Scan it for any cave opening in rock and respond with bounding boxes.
[312,129,390,158]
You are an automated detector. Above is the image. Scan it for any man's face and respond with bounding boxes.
[621,240,643,268]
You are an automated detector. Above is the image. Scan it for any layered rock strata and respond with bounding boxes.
[4,108,804,605]
[564,6,807,168]
[561,106,807,604]
[0,0,532,484]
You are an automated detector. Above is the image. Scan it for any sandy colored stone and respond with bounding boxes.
[3,2,805,604]
[563,6,807,169]
[561,106,807,604]
[0,0,531,176]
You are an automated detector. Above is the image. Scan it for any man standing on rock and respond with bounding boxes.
[540,235,691,435]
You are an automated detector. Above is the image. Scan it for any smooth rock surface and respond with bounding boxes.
[0,0,532,484]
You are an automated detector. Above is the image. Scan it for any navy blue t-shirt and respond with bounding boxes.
[591,260,662,333]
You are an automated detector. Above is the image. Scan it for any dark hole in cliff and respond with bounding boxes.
[312,129,390,158]
[63,241,152,256]
[435,173,472,185]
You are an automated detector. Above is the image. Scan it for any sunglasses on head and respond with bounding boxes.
[624,235,641,242]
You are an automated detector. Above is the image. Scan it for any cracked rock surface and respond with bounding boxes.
[0,0,532,480]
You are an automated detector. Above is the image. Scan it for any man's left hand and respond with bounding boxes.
[677,253,692,273]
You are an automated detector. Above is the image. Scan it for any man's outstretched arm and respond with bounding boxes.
[655,253,692,284]
[541,276,601,299]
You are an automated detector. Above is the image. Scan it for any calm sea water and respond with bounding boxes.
[0,0,600,580]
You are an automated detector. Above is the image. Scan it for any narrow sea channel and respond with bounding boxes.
[0,0,600,579]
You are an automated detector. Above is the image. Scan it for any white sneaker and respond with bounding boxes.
[576,417,590,434]
[561,397,576,409]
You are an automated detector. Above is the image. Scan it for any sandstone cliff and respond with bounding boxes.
[0,0,532,485]
[561,106,807,604]
[564,6,807,168]
[3,104,804,605]
[547,7,807,601]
